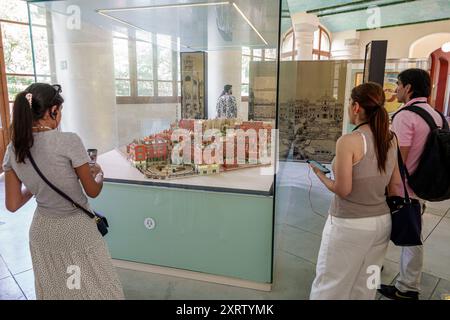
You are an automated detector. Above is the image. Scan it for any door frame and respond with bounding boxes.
[0,23,12,170]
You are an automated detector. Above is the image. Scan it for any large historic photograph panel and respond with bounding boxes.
[181,52,207,119]
[278,61,347,163]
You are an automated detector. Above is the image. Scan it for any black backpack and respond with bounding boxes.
[392,105,450,201]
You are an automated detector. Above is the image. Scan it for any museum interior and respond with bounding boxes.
[0,0,450,300]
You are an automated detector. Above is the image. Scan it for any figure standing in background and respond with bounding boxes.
[216,84,237,118]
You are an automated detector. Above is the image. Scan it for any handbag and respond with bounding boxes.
[386,140,422,246]
[27,152,109,237]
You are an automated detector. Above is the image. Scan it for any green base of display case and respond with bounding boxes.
[91,182,274,285]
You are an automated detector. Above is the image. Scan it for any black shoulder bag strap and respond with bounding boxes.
[392,104,449,131]
[27,152,96,220]
[392,132,411,203]
[391,104,449,180]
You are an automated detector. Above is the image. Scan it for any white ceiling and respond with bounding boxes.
[31,0,280,51]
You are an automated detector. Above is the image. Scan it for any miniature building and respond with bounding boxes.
[129,143,147,168]
[195,164,220,175]
[144,139,169,162]
[127,118,273,178]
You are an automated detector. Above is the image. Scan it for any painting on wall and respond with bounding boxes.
[248,61,277,121]
[278,61,347,163]
[355,71,402,115]
[181,52,207,119]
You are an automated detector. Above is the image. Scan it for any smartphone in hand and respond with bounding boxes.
[87,149,98,166]
[306,159,331,174]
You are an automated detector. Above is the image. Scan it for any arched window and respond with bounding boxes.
[313,27,331,60]
[280,26,331,61]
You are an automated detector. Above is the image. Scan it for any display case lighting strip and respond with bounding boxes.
[97,11,147,33]
[97,1,230,13]
[232,3,268,45]
[96,1,268,47]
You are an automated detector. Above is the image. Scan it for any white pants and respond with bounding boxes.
[310,214,391,300]
[395,201,425,293]
[395,246,423,292]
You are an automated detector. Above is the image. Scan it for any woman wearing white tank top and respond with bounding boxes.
[309,82,402,300]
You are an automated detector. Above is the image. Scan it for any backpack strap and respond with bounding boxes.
[392,104,448,131]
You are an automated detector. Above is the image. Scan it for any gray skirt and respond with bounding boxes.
[29,209,124,300]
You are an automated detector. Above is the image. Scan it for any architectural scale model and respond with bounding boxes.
[126,118,273,180]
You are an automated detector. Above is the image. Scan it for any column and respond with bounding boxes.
[291,12,319,61]
[207,7,242,119]
[50,11,118,153]
[330,30,361,60]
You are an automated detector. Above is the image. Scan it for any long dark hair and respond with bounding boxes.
[11,83,64,163]
[351,82,393,173]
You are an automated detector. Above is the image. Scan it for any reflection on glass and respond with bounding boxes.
[32,26,51,75]
[138,80,154,96]
[156,33,172,50]
[281,33,293,54]
[115,80,130,96]
[6,75,34,101]
[136,30,151,42]
[242,55,250,83]
[158,81,172,96]
[29,4,47,26]
[157,35,173,81]
[242,46,251,55]
[113,38,130,79]
[253,49,262,58]
[0,0,29,23]
[265,49,277,60]
[136,41,153,81]
[241,84,249,97]
[321,33,330,52]
[1,23,33,74]
[313,29,320,50]
[37,76,51,83]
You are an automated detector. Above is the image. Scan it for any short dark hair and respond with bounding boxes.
[397,68,431,99]
[224,84,232,92]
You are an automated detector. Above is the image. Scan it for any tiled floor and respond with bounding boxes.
[1,162,449,300]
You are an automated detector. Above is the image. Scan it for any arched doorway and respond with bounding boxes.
[409,33,450,115]
[430,48,450,114]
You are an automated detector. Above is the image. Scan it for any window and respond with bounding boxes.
[0,1,52,107]
[113,33,131,96]
[281,26,331,61]
[281,31,295,61]
[313,27,331,60]
[241,47,277,98]
[136,33,153,96]
[113,30,179,104]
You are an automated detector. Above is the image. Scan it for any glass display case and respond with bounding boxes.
[27,0,281,290]
[277,57,429,163]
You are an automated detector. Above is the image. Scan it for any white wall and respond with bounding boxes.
[409,33,450,58]
[330,30,361,60]
[207,50,243,119]
[357,20,450,59]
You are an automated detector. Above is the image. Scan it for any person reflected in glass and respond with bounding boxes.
[216,84,237,118]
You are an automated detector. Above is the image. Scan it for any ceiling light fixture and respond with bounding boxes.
[97,1,230,13]
[97,11,148,33]
[232,3,268,45]
[97,10,193,50]
[442,42,450,53]
[96,1,269,48]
